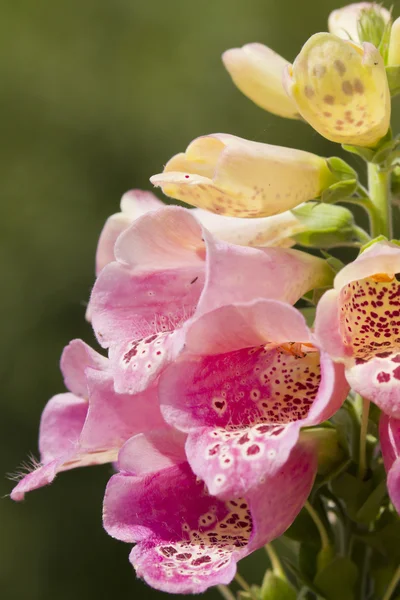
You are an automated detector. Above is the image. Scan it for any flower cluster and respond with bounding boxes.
[12,3,400,598]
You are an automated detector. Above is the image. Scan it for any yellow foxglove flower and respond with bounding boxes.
[328,2,390,44]
[285,33,390,147]
[222,43,299,119]
[388,16,400,66]
[150,133,335,218]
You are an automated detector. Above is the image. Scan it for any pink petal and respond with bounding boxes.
[314,289,352,362]
[379,414,400,513]
[96,190,164,275]
[103,430,316,594]
[61,339,108,398]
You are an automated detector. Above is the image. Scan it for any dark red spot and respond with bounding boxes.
[377,371,391,383]
[192,556,212,566]
[247,444,260,456]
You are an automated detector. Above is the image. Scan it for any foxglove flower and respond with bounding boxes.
[222,43,299,119]
[11,340,165,500]
[380,413,400,513]
[315,241,400,419]
[103,427,317,594]
[150,134,336,217]
[89,205,333,396]
[159,299,348,498]
[389,16,400,66]
[285,33,391,146]
[95,189,307,277]
[328,3,390,44]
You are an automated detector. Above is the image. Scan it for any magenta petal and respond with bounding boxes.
[118,429,188,476]
[379,414,400,513]
[103,437,316,594]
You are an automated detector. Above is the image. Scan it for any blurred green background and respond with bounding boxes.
[2,1,400,598]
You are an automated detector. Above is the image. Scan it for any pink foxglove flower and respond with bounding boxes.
[150,134,336,217]
[11,339,165,500]
[159,299,348,498]
[315,241,400,419]
[380,413,400,513]
[103,427,317,594]
[95,189,306,276]
[89,205,332,396]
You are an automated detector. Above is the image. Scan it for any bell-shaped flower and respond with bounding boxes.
[222,43,299,119]
[380,413,400,514]
[103,427,317,594]
[388,16,400,67]
[328,3,390,45]
[158,299,348,499]
[285,33,391,147]
[315,241,400,419]
[11,340,165,500]
[89,205,333,396]
[95,189,307,277]
[150,134,336,218]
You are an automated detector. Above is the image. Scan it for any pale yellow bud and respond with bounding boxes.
[286,33,390,147]
[222,43,299,119]
[328,2,390,44]
[388,16,400,66]
[150,133,336,218]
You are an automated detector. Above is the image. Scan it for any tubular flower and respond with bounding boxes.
[388,16,400,67]
[89,205,333,396]
[95,189,307,276]
[103,427,317,594]
[222,43,299,119]
[150,134,336,217]
[11,340,165,500]
[315,241,400,419]
[285,33,391,147]
[328,3,391,44]
[380,413,400,514]
[159,299,348,499]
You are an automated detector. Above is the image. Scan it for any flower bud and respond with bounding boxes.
[328,3,390,45]
[150,133,336,218]
[222,43,299,119]
[286,33,390,147]
[388,16,400,66]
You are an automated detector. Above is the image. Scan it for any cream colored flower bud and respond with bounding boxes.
[150,133,336,218]
[286,33,390,147]
[222,43,299,119]
[388,16,400,66]
[328,2,390,44]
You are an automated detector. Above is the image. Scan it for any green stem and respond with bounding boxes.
[353,225,371,244]
[367,163,392,238]
[383,564,400,600]
[264,543,285,579]
[235,573,251,592]
[217,585,236,600]
[358,394,370,480]
[304,501,330,550]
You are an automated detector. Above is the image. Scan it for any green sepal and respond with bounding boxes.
[355,479,388,524]
[321,179,358,205]
[260,571,297,600]
[357,5,391,54]
[316,545,335,573]
[371,137,400,165]
[386,65,400,97]
[342,144,376,162]
[300,427,347,478]
[326,157,358,181]
[313,557,358,600]
[320,250,345,274]
[292,203,357,249]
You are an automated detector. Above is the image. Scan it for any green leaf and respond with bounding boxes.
[284,559,323,598]
[260,571,297,600]
[299,542,319,582]
[331,472,373,521]
[284,507,320,545]
[313,557,358,600]
[355,479,388,524]
[386,66,400,97]
[300,427,347,478]
[329,400,360,460]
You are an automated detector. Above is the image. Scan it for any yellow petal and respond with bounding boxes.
[150,133,335,218]
[287,33,390,147]
[222,43,299,119]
